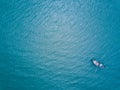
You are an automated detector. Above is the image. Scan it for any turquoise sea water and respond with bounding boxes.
[0,0,120,90]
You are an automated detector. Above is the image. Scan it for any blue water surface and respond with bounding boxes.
[0,0,120,90]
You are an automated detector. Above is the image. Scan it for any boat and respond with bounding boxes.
[91,59,105,68]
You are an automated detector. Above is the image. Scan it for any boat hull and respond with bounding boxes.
[91,59,105,68]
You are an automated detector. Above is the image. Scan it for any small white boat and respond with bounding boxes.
[91,59,105,68]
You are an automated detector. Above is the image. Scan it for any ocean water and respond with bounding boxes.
[0,0,120,90]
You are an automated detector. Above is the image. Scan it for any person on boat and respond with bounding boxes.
[99,63,105,68]
[93,60,99,66]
